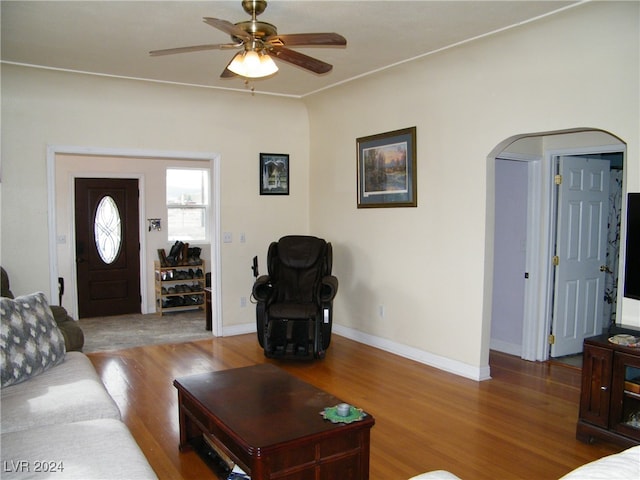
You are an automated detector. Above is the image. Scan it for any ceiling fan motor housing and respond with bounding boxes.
[236,0,275,43]
[234,20,277,42]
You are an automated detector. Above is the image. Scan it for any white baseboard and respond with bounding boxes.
[222,322,256,337]
[489,338,522,357]
[222,322,491,381]
[333,325,491,381]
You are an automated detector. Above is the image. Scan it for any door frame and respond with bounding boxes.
[493,152,542,361]
[46,145,223,335]
[538,143,627,360]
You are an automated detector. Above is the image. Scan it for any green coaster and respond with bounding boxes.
[321,405,366,424]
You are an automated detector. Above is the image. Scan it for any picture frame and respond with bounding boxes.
[260,153,289,195]
[356,127,417,208]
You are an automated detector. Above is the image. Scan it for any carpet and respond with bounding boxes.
[78,309,213,353]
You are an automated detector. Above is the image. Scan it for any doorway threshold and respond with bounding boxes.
[548,353,582,370]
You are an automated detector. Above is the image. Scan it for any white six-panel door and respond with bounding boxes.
[551,156,610,357]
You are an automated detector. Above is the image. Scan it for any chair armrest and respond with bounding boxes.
[49,305,85,352]
[50,305,71,324]
[320,275,338,302]
[252,275,273,302]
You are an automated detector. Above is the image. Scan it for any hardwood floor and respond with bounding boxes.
[87,334,622,479]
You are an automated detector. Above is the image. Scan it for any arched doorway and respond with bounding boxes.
[488,129,627,362]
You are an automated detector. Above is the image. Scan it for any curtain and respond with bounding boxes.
[604,169,623,327]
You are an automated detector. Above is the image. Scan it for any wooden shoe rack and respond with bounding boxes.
[154,261,206,315]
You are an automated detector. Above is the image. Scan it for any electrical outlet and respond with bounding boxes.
[240,232,246,244]
[240,296,247,308]
[223,232,232,243]
[378,304,385,318]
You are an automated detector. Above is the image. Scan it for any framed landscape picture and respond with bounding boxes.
[356,127,417,208]
[260,153,289,195]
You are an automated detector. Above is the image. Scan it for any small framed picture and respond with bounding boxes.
[356,127,417,208]
[260,153,289,195]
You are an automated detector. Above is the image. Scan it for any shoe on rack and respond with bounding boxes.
[188,247,202,265]
[167,241,184,266]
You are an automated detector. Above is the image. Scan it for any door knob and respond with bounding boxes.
[600,265,612,273]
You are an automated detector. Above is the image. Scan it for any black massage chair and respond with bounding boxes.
[252,235,338,359]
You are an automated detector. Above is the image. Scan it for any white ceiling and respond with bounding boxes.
[2,1,580,97]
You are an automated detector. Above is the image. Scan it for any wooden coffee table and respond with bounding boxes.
[174,364,375,479]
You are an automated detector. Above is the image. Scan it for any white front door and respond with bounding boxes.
[551,156,610,357]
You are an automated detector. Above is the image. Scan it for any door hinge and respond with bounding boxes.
[552,255,559,266]
[555,174,563,185]
[548,334,555,345]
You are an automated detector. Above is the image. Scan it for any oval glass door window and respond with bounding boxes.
[94,195,122,264]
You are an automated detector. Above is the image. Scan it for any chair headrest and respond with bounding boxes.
[277,236,326,269]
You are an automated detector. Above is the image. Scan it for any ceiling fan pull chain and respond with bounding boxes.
[243,79,256,95]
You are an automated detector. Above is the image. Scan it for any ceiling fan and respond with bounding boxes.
[149,0,346,79]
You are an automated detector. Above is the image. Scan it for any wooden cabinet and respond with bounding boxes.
[612,352,640,439]
[577,334,640,447]
[154,261,205,315]
[579,344,613,429]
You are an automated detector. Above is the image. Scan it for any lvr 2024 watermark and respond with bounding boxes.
[3,460,65,473]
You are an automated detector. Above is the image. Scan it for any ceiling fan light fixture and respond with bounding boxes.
[259,53,278,75]
[227,52,246,75]
[228,50,278,78]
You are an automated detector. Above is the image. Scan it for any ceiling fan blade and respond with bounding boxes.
[203,17,251,41]
[268,33,346,47]
[220,68,237,78]
[220,56,238,78]
[269,46,332,74]
[149,43,241,56]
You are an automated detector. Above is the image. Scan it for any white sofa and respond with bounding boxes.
[1,352,157,479]
[1,292,157,479]
[409,445,640,480]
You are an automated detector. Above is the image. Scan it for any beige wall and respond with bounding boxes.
[304,1,639,376]
[1,66,310,330]
[2,1,638,379]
